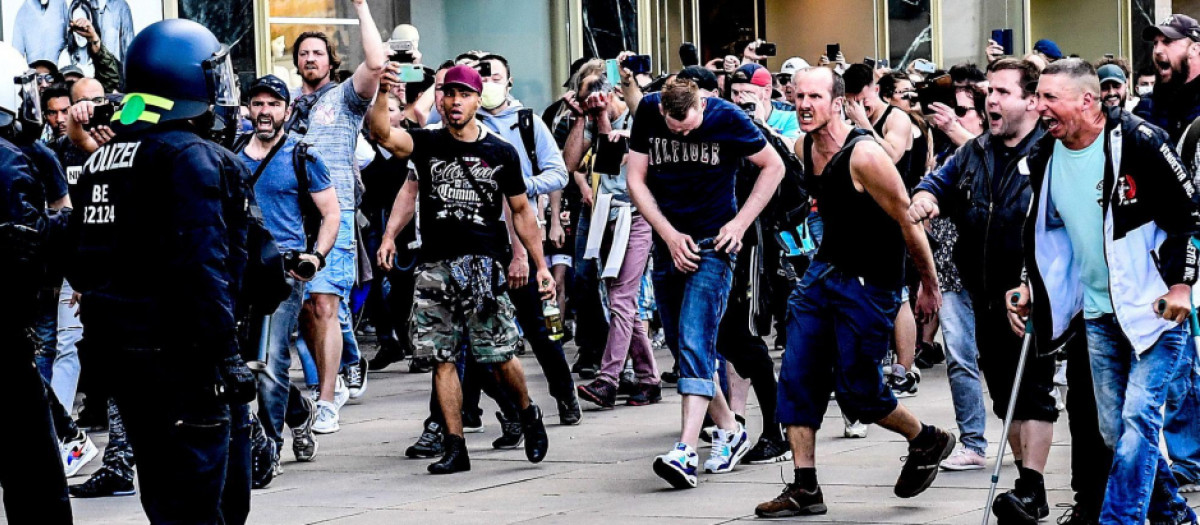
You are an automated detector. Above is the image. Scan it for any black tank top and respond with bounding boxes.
[872,105,914,189]
[804,128,906,288]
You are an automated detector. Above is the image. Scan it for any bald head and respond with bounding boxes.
[70,78,104,103]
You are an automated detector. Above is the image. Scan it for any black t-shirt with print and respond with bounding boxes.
[410,127,527,263]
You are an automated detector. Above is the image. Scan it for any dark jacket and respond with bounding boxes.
[1023,105,1200,355]
[1,137,68,327]
[915,126,1044,302]
[1133,76,1200,143]
[67,126,249,359]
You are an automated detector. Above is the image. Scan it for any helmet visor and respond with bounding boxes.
[15,70,42,126]
[204,45,240,107]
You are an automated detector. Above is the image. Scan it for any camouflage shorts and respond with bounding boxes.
[409,261,521,364]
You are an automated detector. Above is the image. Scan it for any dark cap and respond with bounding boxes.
[29,59,60,76]
[1143,14,1200,42]
[677,65,719,92]
[60,65,85,80]
[247,74,290,104]
[1033,39,1063,60]
[442,64,483,94]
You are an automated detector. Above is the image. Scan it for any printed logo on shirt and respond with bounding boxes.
[84,141,141,174]
[1116,174,1138,206]
[66,166,82,185]
[313,103,337,127]
[646,137,721,166]
[428,156,503,225]
[1160,142,1195,198]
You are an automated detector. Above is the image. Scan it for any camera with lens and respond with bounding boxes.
[282,250,317,280]
[387,39,416,63]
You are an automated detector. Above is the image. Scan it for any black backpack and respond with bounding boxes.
[517,108,542,175]
[746,121,809,237]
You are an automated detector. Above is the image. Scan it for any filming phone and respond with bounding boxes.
[83,103,114,131]
[397,64,423,83]
[387,39,415,63]
[621,54,652,75]
[605,59,621,84]
[915,74,956,115]
[990,29,1014,56]
[757,42,777,57]
[826,43,840,61]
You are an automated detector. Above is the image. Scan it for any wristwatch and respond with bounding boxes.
[309,250,327,270]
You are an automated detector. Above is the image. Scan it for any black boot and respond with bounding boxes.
[492,412,523,449]
[428,434,470,474]
[520,404,548,463]
[992,477,1049,523]
[368,339,405,371]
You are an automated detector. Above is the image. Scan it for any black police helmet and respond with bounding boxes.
[119,19,239,130]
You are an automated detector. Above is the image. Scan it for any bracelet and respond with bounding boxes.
[309,250,327,270]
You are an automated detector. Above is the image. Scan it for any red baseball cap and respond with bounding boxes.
[731,63,772,87]
[442,64,483,94]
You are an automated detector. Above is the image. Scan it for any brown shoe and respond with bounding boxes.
[754,483,827,518]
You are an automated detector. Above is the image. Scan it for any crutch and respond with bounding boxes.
[247,314,271,374]
[981,293,1035,525]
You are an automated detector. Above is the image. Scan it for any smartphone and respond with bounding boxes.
[387,39,415,63]
[738,101,757,115]
[84,103,114,131]
[913,60,937,74]
[605,59,621,83]
[398,64,423,83]
[622,54,652,75]
[915,74,956,115]
[757,42,777,57]
[826,43,840,61]
[679,42,700,67]
[863,56,876,69]
[991,29,1014,55]
[476,61,492,77]
[878,58,890,69]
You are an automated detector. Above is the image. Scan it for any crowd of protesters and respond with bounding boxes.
[5,2,1200,524]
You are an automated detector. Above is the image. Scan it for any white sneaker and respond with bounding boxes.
[312,401,340,434]
[842,416,868,438]
[653,442,699,489]
[699,424,717,445]
[62,431,98,477]
[703,423,751,474]
[939,448,986,471]
[334,376,349,409]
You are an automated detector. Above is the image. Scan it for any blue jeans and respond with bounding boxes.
[339,296,361,370]
[1164,345,1200,483]
[1084,315,1190,524]
[52,280,83,405]
[651,244,734,398]
[257,279,306,450]
[939,290,987,455]
[777,259,901,428]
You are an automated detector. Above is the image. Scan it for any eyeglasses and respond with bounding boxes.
[954,106,977,118]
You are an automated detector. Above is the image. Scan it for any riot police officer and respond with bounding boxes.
[0,40,73,525]
[67,19,257,525]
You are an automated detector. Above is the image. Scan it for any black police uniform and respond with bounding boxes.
[0,136,72,524]
[68,125,253,524]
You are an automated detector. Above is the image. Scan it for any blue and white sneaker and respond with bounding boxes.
[703,423,750,474]
[653,442,699,489]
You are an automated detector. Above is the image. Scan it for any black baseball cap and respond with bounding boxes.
[677,65,719,92]
[247,74,290,104]
[1143,14,1200,42]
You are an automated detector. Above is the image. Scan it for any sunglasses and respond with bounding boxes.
[37,73,57,84]
[954,106,977,118]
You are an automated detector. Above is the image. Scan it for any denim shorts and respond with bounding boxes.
[651,241,734,398]
[306,210,357,298]
[777,259,902,428]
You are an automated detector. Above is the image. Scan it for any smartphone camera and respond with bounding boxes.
[757,42,777,57]
[621,54,652,75]
[387,39,415,63]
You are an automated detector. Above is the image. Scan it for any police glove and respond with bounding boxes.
[218,354,258,405]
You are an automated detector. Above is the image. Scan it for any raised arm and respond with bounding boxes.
[349,0,387,100]
[368,67,415,159]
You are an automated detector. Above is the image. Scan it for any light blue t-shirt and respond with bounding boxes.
[766,107,801,140]
[1049,137,1113,318]
[293,81,372,211]
[240,136,333,253]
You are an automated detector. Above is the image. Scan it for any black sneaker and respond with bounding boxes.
[617,378,639,397]
[344,359,367,399]
[69,468,135,498]
[660,370,679,385]
[557,395,582,426]
[894,426,954,498]
[406,419,444,458]
[914,342,945,369]
[492,412,523,449]
[369,339,406,371]
[993,478,1049,523]
[249,413,277,489]
[409,356,434,374]
[520,404,549,463]
[428,434,470,474]
[627,383,662,406]
[754,483,827,517]
[292,398,319,462]
[462,410,485,434]
[743,436,793,465]
[1055,504,1099,525]
[577,380,617,409]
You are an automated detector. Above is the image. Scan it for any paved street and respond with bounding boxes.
[53,341,1198,524]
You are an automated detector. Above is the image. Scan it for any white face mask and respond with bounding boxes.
[480,82,506,110]
[1136,85,1153,97]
